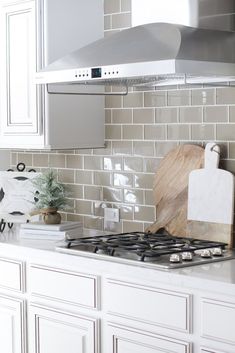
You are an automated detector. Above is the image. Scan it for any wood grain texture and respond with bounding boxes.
[146,144,204,236]
[187,220,233,248]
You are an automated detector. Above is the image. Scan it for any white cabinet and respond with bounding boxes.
[0,0,104,150]
[0,295,26,353]
[106,323,191,353]
[29,304,98,353]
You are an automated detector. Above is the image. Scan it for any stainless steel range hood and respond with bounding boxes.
[36,0,235,88]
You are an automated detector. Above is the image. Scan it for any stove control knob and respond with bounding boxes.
[200,249,212,258]
[211,247,223,257]
[169,253,182,263]
[182,252,193,261]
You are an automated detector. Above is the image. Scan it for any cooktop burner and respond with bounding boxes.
[56,230,235,269]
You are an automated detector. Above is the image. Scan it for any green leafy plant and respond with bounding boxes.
[31,170,68,211]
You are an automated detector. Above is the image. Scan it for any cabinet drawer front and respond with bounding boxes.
[30,265,99,309]
[105,279,191,333]
[0,257,24,292]
[201,298,235,345]
[107,323,191,353]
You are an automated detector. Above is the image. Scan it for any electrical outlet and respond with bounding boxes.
[104,208,120,222]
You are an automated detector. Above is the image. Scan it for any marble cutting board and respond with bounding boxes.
[187,143,234,248]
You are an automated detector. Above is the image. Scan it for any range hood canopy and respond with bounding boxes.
[36,22,235,87]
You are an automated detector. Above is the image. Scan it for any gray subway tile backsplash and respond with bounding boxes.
[12,0,235,230]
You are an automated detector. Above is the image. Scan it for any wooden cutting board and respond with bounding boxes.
[187,143,234,248]
[146,144,204,235]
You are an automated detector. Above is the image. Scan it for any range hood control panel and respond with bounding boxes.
[74,67,121,81]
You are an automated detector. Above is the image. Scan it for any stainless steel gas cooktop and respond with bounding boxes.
[56,230,235,269]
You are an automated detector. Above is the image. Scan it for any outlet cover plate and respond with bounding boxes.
[104,208,120,222]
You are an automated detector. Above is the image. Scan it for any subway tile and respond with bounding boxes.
[122,125,143,139]
[104,0,120,14]
[112,109,132,123]
[155,107,178,123]
[103,187,123,202]
[104,220,122,233]
[191,124,215,140]
[229,106,235,122]
[155,141,178,157]
[58,169,74,184]
[179,107,203,123]
[192,89,215,105]
[84,216,103,230]
[167,90,191,106]
[18,153,33,168]
[144,91,167,107]
[144,125,166,140]
[33,154,49,168]
[121,0,131,12]
[143,158,161,173]
[228,142,235,158]
[216,87,235,104]
[123,92,143,108]
[93,202,111,217]
[49,154,65,168]
[75,200,92,215]
[104,156,122,170]
[112,13,131,29]
[144,190,155,206]
[93,141,112,156]
[67,184,83,199]
[105,95,122,108]
[104,15,111,30]
[84,186,102,200]
[124,188,144,204]
[124,157,143,172]
[94,171,112,186]
[104,29,120,37]
[105,109,112,123]
[11,152,17,167]
[133,141,155,156]
[84,156,103,170]
[220,159,235,174]
[66,155,83,169]
[75,149,92,155]
[67,214,84,223]
[114,204,133,220]
[112,141,133,155]
[204,106,228,123]
[75,170,93,185]
[123,221,144,232]
[134,205,155,222]
[133,108,154,123]
[105,125,122,139]
[134,173,154,189]
[167,124,190,140]
[217,124,235,141]
[113,172,133,187]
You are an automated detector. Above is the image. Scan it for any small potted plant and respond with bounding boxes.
[31,170,68,224]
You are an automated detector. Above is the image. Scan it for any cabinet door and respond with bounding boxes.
[29,303,99,353]
[0,295,26,353]
[0,0,42,146]
[106,323,191,353]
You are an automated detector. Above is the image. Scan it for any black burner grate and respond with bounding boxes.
[65,230,227,262]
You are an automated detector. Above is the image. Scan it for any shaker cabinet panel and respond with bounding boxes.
[107,323,191,353]
[0,295,26,353]
[201,298,235,345]
[29,304,98,353]
[0,0,39,135]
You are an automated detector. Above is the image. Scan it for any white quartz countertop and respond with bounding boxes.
[0,228,235,296]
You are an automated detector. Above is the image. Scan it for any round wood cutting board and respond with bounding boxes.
[146,144,204,236]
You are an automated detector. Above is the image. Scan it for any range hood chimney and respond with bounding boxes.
[36,0,235,89]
